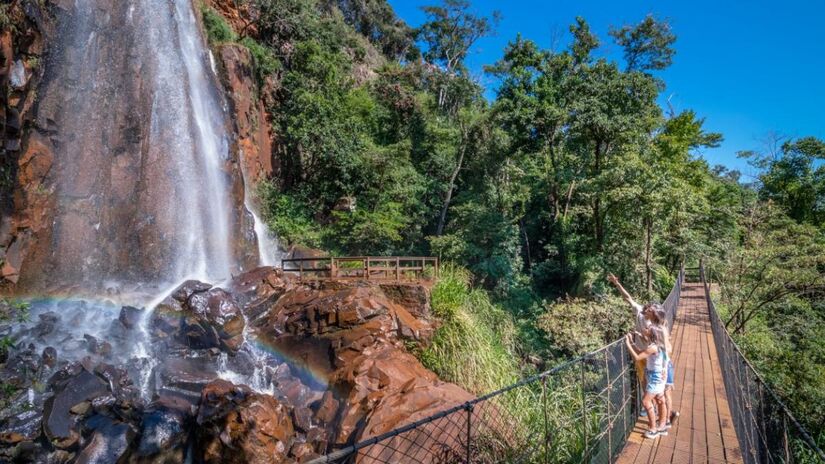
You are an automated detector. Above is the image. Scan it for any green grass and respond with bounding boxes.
[420,264,522,395]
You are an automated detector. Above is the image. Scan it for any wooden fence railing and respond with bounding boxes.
[281,256,439,281]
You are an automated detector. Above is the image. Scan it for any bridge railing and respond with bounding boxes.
[700,263,825,464]
[281,256,439,281]
[309,267,684,464]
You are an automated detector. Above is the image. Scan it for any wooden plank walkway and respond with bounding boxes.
[616,283,744,464]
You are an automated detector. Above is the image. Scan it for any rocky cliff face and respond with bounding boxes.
[0,0,261,295]
[0,1,52,287]
[0,268,474,462]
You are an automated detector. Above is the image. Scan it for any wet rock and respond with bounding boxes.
[10,59,27,89]
[83,334,112,357]
[2,344,43,388]
[150,297,183,339]
[0,406,42,444]
[196,380,294,464]
[229,266,291,318]
[35,312,59,338]
[93,363,138,403]
[42,368,109,447]
[134,393,195,463]
[42,346,57,367]
[312,391,339,426]
[292,406,313,433]
[75,415,133,464]
[290,441,317,462]
[171,280,212,303]
[156,357,217,395]
[182,287,245,352]
[46,450,75,463]
[118,305,142,329]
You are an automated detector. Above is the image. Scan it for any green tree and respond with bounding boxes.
[742,136,825,226]
[609,14,677,72]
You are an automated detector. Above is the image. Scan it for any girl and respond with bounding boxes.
[654,306,680,430]
[625,325,669,438]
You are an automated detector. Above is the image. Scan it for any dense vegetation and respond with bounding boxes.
[203,0,824,444]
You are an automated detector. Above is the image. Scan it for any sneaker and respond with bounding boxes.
[658,428,669,436]
[644,429,659,439]
[663,422,672,430]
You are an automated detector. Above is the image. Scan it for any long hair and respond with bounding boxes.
[647,324,667,348]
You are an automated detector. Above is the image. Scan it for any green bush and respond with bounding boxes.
[258,183,322,249]
[240,37,281,82]
[201,5,236,45]
[537,296,631,356]
[420,263,522,394]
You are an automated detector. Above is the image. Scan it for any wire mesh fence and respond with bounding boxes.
[700,264,825,464]
[308,269,684,464]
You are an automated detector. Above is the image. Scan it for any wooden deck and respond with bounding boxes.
[616,283,744,464]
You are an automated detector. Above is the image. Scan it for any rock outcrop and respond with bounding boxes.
[0,267,475,462]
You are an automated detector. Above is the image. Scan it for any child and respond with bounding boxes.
[654,306,680,429]
[625,325,669,438]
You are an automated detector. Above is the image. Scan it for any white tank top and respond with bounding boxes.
[646,344,667,373]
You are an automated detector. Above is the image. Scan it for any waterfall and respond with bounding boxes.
[17,0,283,293]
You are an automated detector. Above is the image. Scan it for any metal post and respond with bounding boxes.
[542,377,549,464]
[465,404,473,463]
[581,360,588,461]
[604,349,612,463]
[620,342,628,446]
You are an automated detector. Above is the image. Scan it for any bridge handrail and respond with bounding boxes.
[281,256,439,281]
[700,263,825,463]
[309,265,685,464]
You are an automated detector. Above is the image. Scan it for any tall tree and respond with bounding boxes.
[609,15,677,72]
[417,0,500,108]
[742,136,825,226]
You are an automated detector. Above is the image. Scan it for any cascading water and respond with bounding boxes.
[2,0,290,416]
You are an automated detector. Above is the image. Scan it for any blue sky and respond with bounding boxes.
[387,0,825,179]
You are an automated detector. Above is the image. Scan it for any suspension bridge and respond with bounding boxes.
[308,264,825,464]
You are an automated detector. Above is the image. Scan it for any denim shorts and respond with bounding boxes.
[666,361,674,386]
[646,370,666,395]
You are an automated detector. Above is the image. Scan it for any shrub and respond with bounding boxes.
[537,296,632,356]
[201,5,236,45]
[240,37,280,83]
[258,183,323,249]
[420,263,522,394]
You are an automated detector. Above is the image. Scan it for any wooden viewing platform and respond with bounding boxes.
[281,256,439,281]
[617,282,743,464]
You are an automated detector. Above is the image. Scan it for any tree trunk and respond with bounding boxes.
[435,143,466,236]
[593,141,603,252]
[645,216,653,294]
[520,217,532,271]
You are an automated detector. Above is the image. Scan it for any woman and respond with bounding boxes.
[625,325,669,438]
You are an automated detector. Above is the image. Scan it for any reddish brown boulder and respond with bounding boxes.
[196,380,294,464]
[183,287,246,351]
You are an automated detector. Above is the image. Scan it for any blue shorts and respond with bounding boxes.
[645,370,665,395]
[666,361,674,386]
